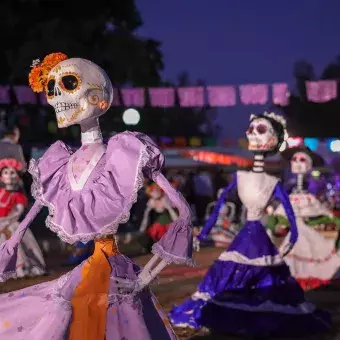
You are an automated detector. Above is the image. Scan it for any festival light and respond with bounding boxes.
[304,138,319,151]
[287,137,303,148]
[311,170,320,177]
[122,108,140,125]
[330,139,340,152]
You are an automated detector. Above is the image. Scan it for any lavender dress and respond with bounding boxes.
[0,131,193,340]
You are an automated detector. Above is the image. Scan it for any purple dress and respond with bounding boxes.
[0,131,194,340]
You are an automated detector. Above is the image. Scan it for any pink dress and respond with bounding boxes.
[0,131,193,340]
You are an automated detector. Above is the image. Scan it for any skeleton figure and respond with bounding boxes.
[274,147,339,291]
[0,159,46,278]
[169,113,330,336]
[0,53,192,339]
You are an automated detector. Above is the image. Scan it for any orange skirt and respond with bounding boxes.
[69,237,119,340]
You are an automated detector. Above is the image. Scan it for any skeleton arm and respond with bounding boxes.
[139,202,153,233]
[0,201,42,281]
[135,173,192,290]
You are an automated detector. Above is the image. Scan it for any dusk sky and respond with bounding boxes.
[136,0,340,139]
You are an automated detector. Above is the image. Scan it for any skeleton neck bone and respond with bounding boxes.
[80,119,103,145]
[296,173,304,193]
[252,154,264,173]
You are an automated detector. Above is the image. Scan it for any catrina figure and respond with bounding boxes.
[0,53,193,340]
[139,182,178,242]
[273,146,340,290]
[203,188,238,246]
[169,112,331,337]
[0,158,46,278]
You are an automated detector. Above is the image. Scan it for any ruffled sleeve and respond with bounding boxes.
[132,132,194,266]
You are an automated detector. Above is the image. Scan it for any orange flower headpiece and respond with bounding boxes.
[28,52,68,93]
[146,183,163,197]
[0,159,23,172]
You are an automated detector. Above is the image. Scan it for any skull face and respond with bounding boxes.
[0,167,19,188]
[46,58,113,128]
[291,152,312,174]
[246,118,278,152]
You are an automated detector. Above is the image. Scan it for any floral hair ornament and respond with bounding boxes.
[146,183,164,196]
[262,112,288,152]
[28,52,68,93]
[0,159,23,172]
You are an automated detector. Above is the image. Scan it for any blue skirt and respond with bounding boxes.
[169,220,331,337]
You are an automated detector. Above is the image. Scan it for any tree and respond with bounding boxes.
[0,0,216,145]
[276,58,340,138]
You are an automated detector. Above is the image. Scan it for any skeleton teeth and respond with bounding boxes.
[54,102,79,113]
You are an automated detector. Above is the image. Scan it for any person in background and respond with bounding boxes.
[0,125,26,172]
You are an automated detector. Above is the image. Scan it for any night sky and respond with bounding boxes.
[136,0,340,139]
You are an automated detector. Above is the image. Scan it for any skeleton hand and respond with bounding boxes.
[113,277,144,296]
[193,236,200,252]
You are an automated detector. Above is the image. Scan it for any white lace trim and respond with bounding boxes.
[218,250,284,266]
[28,141,149,244]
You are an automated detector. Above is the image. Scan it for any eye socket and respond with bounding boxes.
[60,74,80,92]
[46,79,55,97]
[247,125,254,134]
[256,124,268,134]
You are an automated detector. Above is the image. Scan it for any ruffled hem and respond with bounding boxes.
[287,249,337,263]
[28,142,150,244]
[152,243,196,267]
[296,277,332,291]
[0,270,16,283]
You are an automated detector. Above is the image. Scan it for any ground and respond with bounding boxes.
[1,247,340,339]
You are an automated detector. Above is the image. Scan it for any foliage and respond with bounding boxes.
[276,58,340,137]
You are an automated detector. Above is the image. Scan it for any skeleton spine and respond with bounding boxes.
[296,173,304,193]
[252,154,264,173]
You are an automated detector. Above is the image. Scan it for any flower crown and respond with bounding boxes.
[250,111,289,151]
[146,183,163,196]
[250,111,287,128]
[0,158,23,172]
[28,52,68,93]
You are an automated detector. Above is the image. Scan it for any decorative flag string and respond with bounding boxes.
[7,80,338,107]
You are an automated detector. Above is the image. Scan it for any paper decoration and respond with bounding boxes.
[14,86,37,104]
[239,84,268,105]
[159,136,173,147]
[0,86,10,104]
[174,137,187,147]
[121,88,145,107]
[306,80,337,103]
[238,139,248,149]
[149,88,175,107]
[189,137,202,147]
[272,83,289,106]
[207,86,236,106]
[178,87,204,107]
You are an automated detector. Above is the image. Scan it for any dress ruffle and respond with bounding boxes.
[28,132,163,244]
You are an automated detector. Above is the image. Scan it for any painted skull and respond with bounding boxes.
[0,167,19,187]
[46,58,113,128]
[246,118,278,152]
[291,152,312,174]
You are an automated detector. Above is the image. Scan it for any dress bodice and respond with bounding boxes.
[28,131,164,244]
[274,192,331,218]
[237,171,278,221]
